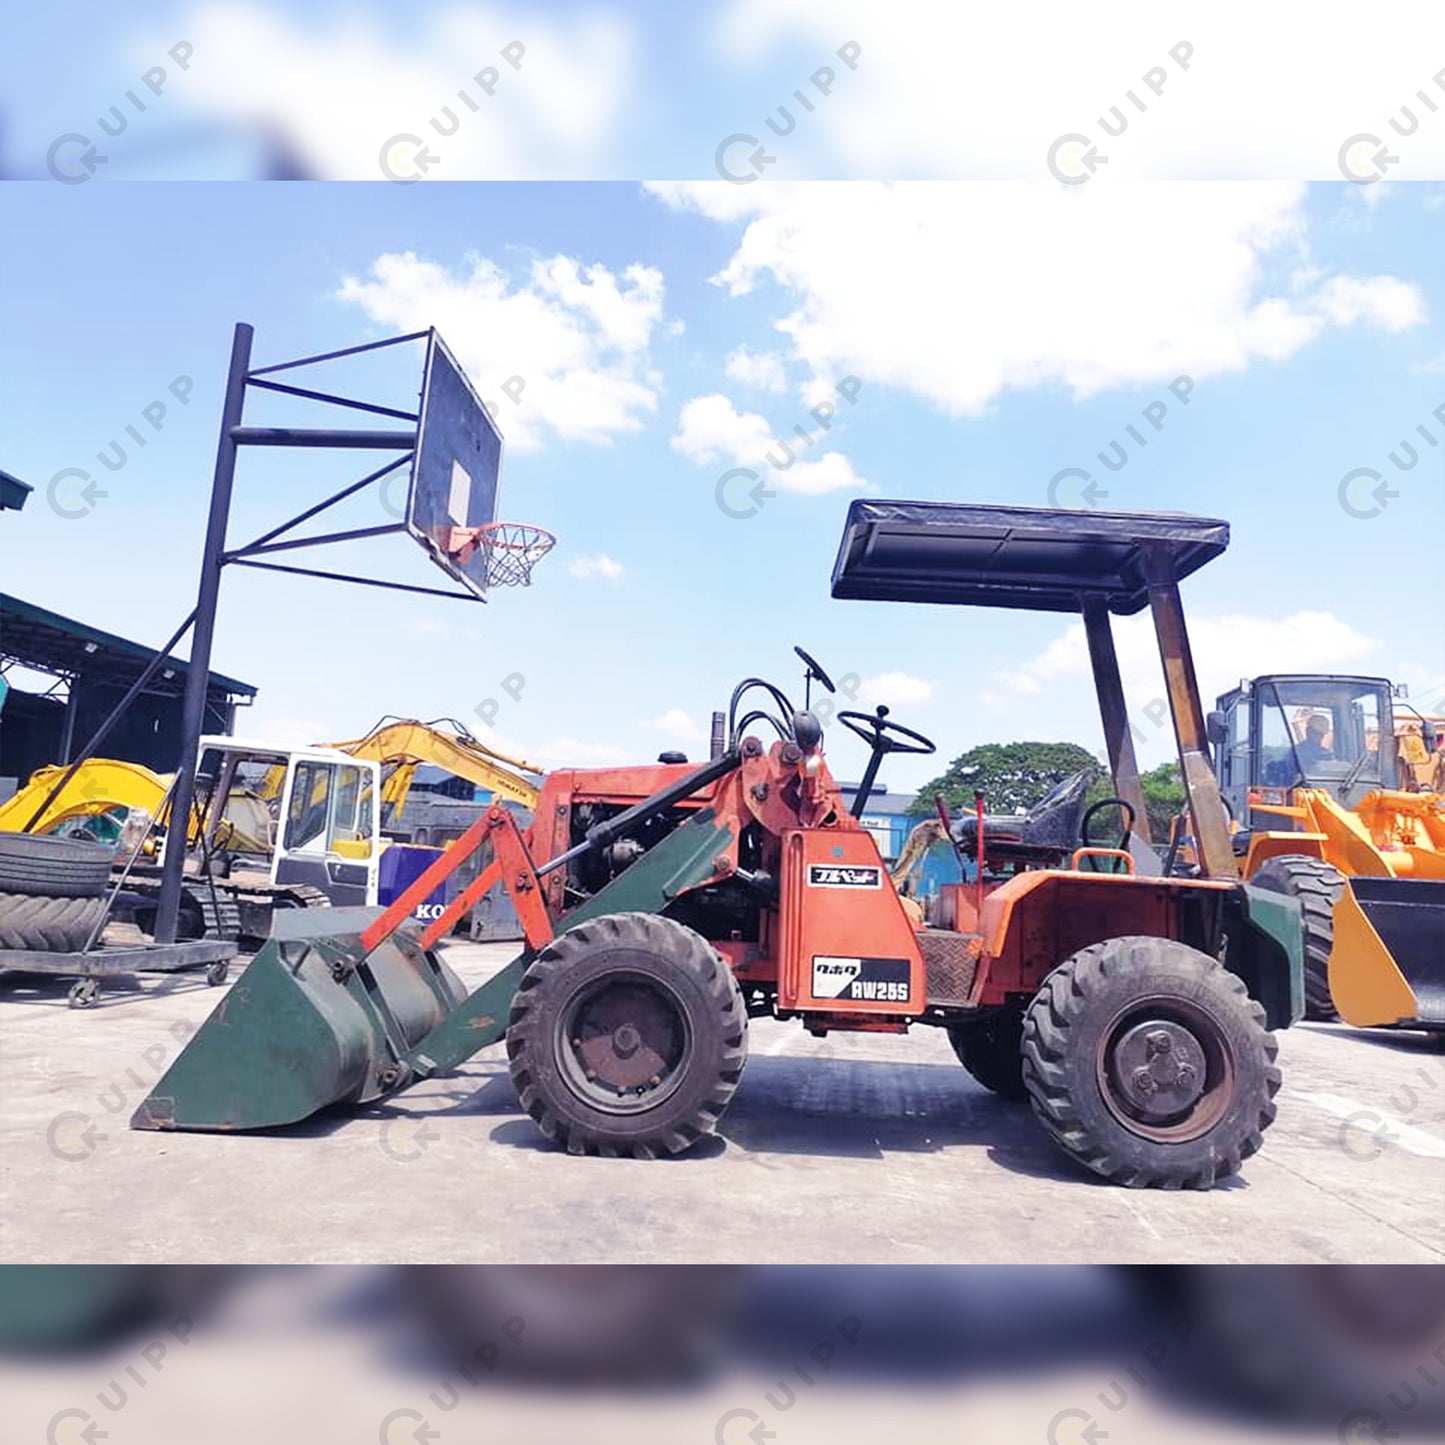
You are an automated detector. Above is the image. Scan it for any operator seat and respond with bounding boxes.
[950,769,1092,867]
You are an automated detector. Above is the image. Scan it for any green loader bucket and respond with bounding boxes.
[130,806,737,1134]
[131,907,474,1131]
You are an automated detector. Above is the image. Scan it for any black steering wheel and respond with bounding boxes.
[1081,796,1136,856]
[793,645,836,695]
[836,706,937,756]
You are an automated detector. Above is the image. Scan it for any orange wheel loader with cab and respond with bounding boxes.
[132,502,1304,1190]
[1205,674,1445,1029]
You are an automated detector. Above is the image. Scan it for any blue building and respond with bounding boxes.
[838,783,967,903]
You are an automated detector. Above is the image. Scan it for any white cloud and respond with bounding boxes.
[647,708,708,742]
[164,3,636,179]
[338,252,666,450]
[650,184,1427,415]
[724,346,789,392]
[409,617,450,636]
[996,610,1378,729]
[857,671,935,707]
[671,393,866,495]
[1309,275,1422,331]
[568,553,625,581]
[703,3,1445,181]
[529,736,628,767]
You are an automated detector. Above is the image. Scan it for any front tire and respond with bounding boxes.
[506,912,748,1158]
[1021,936,1280,1189]
[1250,854,1343,1021]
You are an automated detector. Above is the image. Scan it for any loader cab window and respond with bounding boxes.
[331,765,374,858]
[284,761,375,858]
[1216,695,1251,794]
[1258,680,1387,801]
[285,761,333,850]
[333,766,360,834]
[198,748,287,855]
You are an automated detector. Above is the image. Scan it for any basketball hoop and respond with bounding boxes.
[443,521,555,588]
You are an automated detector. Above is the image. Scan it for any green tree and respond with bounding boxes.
[1083,760,1186,841]
[911,741,1104,816]
[1138,760,1187,838]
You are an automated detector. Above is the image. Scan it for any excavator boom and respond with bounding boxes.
[320,718,542,812]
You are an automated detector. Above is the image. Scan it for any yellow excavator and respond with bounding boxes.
[886,815,949,924]
[325,716,539,821]
[1206,674,1444,1030]
[0,719,542,943]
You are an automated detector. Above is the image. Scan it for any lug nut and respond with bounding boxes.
[1145,1030,1173,1056]
[1132,1067,1158,1095]
[1175,1063,1197,1090]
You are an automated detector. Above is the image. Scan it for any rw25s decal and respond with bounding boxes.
[811,955,911,1003]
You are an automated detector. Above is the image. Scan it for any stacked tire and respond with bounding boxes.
[0,834,112,953]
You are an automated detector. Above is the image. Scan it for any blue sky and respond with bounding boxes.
[2,180,1442,791]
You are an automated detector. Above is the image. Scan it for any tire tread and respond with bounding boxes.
[506,912,747,1158]
[1021,935,1281,1190]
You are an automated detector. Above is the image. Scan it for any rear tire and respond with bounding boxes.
[0,833,112,899]
[946,1004,1027,1099]
[1250,854,1343,1021]
[0,891,107,952]
[507,912,747,1158]
[1021,936,1281,1189]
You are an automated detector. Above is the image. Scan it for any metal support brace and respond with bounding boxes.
[1081,592,1152,845]
[1142,545,1238,880]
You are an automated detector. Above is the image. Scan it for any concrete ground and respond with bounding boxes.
[2,941,1442,1265]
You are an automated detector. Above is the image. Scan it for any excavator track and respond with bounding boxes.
[228,882,331,943]
[273,884,332,910]
[186,881,244,942]
[120,876,244,942]
[122,876,328,946]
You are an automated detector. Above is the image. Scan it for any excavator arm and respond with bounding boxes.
[889,816,948,895]
[0,759,173,836]
[321,719,543,816]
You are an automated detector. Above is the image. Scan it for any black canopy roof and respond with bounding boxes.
[830,500,1229,615]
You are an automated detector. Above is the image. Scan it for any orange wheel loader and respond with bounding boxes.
[132,503,1303,1190]
[1204,674,1445,1028]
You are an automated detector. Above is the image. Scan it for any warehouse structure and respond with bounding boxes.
[0,593,256,795]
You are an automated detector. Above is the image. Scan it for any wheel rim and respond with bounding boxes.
[555,969,691,1115]
[1094,996,1236,1142]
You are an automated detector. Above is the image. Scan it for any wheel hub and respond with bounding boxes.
[612,1022,642,1057]
[561,976,689,1110]
[1111,1019,1206,1119]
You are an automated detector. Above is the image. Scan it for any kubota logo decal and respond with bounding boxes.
[812,955,910,1003]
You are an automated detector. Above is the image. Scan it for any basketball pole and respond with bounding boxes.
[148,320,488,944]
[153,322,253,943]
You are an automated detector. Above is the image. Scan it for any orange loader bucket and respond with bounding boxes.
[1329,877,1445,1030]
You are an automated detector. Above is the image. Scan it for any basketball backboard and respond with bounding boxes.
[407,331,503,599]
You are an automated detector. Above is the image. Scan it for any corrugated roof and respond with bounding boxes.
[1,593,256,698]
